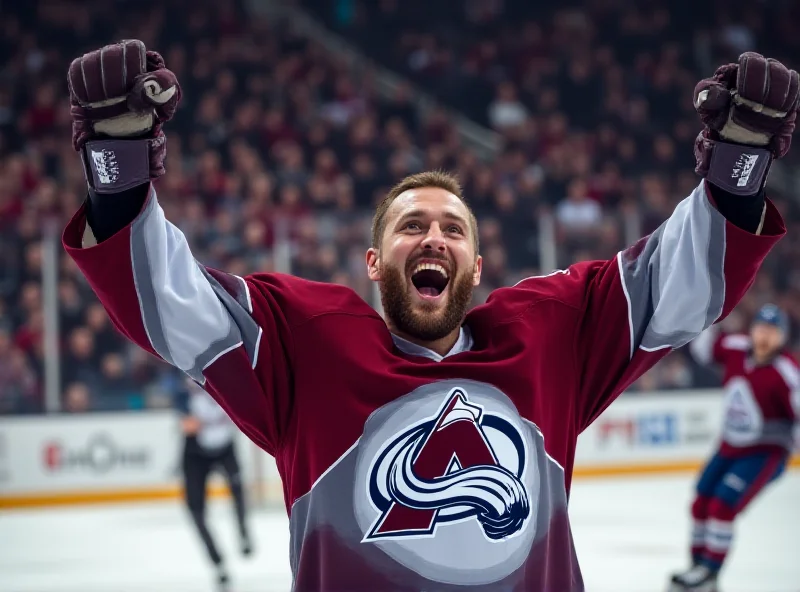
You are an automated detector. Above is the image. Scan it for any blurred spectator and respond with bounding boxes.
[0,329,39,413]
[61,327,102,394]
[488,82,529,131]
[98,353,140,409]
[63,382,91,413]
[556,178,603,233]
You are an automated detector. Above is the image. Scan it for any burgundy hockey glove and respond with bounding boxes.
[68,39,182,192]
[693,52,799,195]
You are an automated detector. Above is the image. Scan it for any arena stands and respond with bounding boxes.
[1,0,799,413]
[302,0,800,319]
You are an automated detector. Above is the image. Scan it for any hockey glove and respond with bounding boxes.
[693,52,799,194]
[68,39,181,192]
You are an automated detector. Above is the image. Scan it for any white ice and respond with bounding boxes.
[1,472,798,592]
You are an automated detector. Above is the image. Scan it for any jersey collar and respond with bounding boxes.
[391,325,474,362]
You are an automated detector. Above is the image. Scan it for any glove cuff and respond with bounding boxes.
[705,141,772,195]
[81,138,152,193]
[81,134,167,193]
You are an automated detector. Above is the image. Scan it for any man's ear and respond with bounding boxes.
[366,248,381,282]
[472,255,483,286]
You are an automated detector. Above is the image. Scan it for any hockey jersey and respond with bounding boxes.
[175,382,237,452]
[691,329,800,457]
[63,181,783,591]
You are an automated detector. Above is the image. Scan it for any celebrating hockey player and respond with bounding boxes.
[670,304,799,591]
[62,40,796,591]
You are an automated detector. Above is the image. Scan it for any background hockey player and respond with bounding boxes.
[176,378,254,592]
[62,40,795,591]
[670,304,799,591]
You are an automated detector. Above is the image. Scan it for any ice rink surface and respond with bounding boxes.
[2,472,798,592]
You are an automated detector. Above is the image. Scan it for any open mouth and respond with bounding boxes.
[410,262,450,299]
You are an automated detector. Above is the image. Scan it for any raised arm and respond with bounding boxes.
[571,52,798,429]
[772,357,800,453]
[506,53,795,432]
[688,326,722,366]
[572,181,783,426]
[688,323,753,367]
[62,41,292,455]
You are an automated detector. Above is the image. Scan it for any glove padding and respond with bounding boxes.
[694,52,799,178]
[68,39,181,180]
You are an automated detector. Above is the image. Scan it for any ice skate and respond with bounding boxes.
[216,565,231,592]
[241,533,253,558]
[668,564,718,592]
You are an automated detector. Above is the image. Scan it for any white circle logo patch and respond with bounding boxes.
[353,381,539,586]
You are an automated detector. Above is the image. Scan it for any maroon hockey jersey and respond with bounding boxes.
[691,329,800,458]
[63,181,784,591]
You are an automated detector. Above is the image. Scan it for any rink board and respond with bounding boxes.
[573,389,800,476]
[0,389,797,508]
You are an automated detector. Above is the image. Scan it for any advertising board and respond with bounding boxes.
[0,390,795,507]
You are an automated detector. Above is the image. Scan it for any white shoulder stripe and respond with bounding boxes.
[235,274,253,313]
[640,343,673,353]
[202,340,244,371]
[616,253,635,360]
[511,268,569,288]
[251,326,263,370]
[773,356,800,389]
[721,334,751,351]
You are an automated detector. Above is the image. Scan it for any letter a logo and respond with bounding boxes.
[364,387,529,542]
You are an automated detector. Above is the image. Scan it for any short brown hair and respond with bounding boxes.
[371,170,479,254]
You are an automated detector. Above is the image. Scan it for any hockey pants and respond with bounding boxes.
[690,449,787,570]
[182,442,249,566]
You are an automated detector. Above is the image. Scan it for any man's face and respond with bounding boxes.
[750,322,784,359]
[367,188,482,342]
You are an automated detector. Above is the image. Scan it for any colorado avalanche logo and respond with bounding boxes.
[726,390,753,431]
[363,388,530,543]
[723,378,761,444]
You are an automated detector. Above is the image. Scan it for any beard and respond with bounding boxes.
[379,258,475,342]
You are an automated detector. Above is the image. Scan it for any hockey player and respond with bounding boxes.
[176,378,253,591]
[62,40,796,591]
[670,304,799,591]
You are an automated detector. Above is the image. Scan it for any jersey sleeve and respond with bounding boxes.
[773,357,800,451]
[63,186,293,455]
[688,327,750,366]
[688,326,720,365]
[518,181,784,432]
[794,390,800,452]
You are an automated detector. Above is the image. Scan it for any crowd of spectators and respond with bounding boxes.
[1,0,799,414]
[302,0,800,381]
